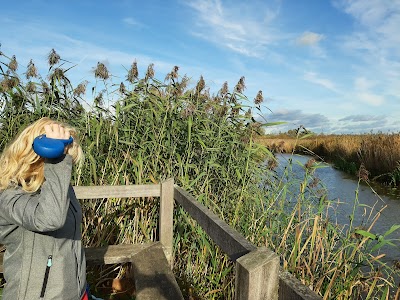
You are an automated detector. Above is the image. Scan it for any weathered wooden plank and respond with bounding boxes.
[279,269,322,300]
[159,178,174,268]
[235,247,279,300]
[0,243,156,272]
[131,242,184,300]
[85,243,155,266]
[174,186,256,261]
[0,252,3,273]
[73,184,161,199]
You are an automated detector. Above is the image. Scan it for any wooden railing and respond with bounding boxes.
[173,184,321,300]
[1,179,321,300]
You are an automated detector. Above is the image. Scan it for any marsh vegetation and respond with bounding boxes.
[1,48,399,299]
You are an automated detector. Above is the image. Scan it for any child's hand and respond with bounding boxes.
[44,124,71,140]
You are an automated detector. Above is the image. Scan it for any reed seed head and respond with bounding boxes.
[181,103,196,118]
[0,78,10,90]
[8,55,18,72]
[309,177,320,188]
[267,158,278,170]
[94,62,109,80]
[165,66,179,81]
[358,164,369,182]
[26,59,38,79]
[195,76,205,93]
[305,158,316,170]
[47,49,60,66]
[250,121,261,130]
[245,108,252,119]
[119,82,126,94]
[74,81,88,97]
[254,90,263,105]
[1,76,20,89]
[218,104,229,117]
[172,66,179,78]
[220,81,228,96]
[204,102,214,114]
[48,67,67,83]
[145,63,155,79]
[234,76,246,93]
[94,91,104,106]
[41,81,50,95]
[231,107,239,117]
[26,81,36,93]
[127,61,139,83]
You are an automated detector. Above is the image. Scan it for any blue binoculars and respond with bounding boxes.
[32,135,74,159]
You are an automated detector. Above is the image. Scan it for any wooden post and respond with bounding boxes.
[279,269,322,300]
[235,247,280,300]
[159,178,174,268]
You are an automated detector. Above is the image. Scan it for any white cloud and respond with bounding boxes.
[122,17,141,27]
[356,93,384,106]
[296,31,325,46]
[332,0,400,112]
[354,77,374,91]
[339,115,383,122]
[335,0,399,28]
[184,0,283,58]
[354,77,384,106]
[303,72,338,92]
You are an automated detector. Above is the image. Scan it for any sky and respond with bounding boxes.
[1,0,399,134]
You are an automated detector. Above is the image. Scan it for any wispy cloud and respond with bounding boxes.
[122,17,142,27]
[356,93,385,106]
[354,77,385,106]
[296,31,325,46]
[0,20,178,96]
[265,109,394,134]
[183,0,283,58]
[333,0,400,107]
[339,114,383,122]
[264,109,331,132]
[303,72,338,93]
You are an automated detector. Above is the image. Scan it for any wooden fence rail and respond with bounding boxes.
[174,185,321,300]
[0,179,321,300]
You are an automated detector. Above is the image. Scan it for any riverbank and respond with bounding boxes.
[258,133,400,188]
[276,154,400,261]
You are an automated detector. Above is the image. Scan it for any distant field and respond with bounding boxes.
[257,133,400,186]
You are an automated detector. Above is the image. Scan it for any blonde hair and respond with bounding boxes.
[0,117,83,192]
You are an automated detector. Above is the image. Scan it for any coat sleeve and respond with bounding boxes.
[0,155,73,232]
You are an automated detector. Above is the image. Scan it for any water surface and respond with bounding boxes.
[276,154,400,263]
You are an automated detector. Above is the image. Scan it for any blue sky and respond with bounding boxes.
[1,0,399,134]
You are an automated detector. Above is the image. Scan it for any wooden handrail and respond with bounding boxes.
[174,186,256,261]
[73,184,161,199]
[0,180,321,299]
[173,185,321,300]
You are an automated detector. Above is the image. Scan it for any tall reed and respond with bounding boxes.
[1,48,399,299]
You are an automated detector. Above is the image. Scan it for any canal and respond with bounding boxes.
[276,154,400,263]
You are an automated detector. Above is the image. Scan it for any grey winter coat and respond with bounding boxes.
[0,155,86,300]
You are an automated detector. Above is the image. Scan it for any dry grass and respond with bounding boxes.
[258,134,400,185]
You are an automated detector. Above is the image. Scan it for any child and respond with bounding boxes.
[0,117,87,299]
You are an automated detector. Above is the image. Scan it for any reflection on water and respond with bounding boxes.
[276,154,400,262]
